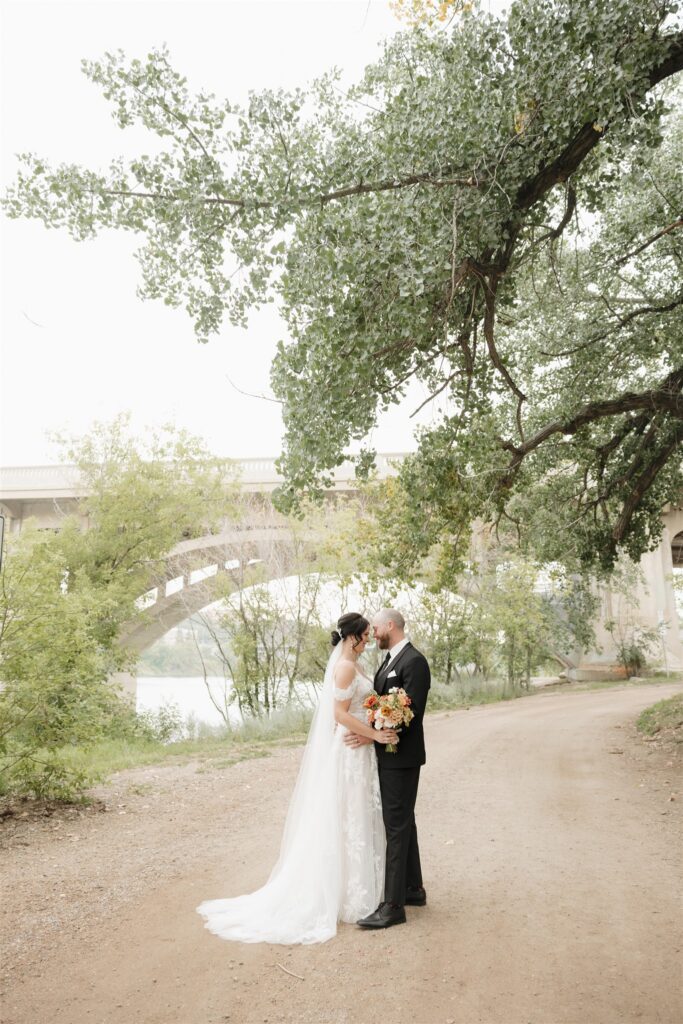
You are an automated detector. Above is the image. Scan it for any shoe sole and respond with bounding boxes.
[357,917,406,929]
[405,898,427,906]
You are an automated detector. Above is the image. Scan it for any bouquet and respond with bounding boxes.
[363,687,414,753]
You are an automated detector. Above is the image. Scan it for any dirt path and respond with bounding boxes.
[2,683,682,1024]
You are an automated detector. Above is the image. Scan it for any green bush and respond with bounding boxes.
[134,701,185,743]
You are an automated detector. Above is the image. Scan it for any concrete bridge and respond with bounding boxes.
[1,461,681,690]
[121,523,327,654]
[0,456,404,532]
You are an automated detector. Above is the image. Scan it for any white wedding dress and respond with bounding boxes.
[196,647,385,944]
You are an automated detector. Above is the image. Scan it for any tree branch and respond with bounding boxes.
[513,31,683,216]
[541,292,683,358]
[611,429,682,545]
[616,218,683,266]
[535,184,577,245]
[501,365,683,480]
[482,274,527,436]
[91,168,485,212]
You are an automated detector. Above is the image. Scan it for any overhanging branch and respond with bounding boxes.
[91,167,485,212]
[500,365,683,481]
[616,218,683,266]
[513,31,683,216]
[611,429,682,545]
[541,292,683,358]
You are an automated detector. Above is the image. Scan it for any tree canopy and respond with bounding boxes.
[4,0,682,571]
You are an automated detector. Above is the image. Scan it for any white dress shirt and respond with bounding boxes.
[384,636,410,672]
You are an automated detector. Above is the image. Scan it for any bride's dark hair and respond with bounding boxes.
[330,612,369,650]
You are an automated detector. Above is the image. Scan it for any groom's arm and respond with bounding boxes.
[399,655,431,721]
[344,733,374,746]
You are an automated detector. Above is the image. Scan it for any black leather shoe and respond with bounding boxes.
[405,886,427,906]
[356,902,406,929]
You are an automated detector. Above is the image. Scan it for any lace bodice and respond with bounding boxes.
[333,670,374,722]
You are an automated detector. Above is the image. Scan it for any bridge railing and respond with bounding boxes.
[0,454,407,499]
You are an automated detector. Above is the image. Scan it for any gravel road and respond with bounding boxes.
[2,682,681,1024]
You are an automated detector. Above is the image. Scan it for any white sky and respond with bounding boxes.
[0,0,422,466]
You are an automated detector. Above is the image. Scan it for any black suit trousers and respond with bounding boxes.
[378,765,423,906]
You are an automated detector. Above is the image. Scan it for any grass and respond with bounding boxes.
[540,672,683,695]
[427,677,518,710]
[53,703,314,782]
[428,672,683,709]
[636,692,683,737]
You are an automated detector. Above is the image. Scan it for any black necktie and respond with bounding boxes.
[379,652,391,675]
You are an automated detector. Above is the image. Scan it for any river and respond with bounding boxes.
[135,675,319,729]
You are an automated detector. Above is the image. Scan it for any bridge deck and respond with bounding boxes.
[0,455,405,502]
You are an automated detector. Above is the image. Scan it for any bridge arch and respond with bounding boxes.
[117,506,683,693]
[120,524,334,655]
[667,506,683,570]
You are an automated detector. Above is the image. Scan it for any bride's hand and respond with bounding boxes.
[376,728,399,745]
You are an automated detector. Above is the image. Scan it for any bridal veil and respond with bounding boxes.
[196,643,344,944]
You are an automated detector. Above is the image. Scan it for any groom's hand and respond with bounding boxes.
[343,733,374,748]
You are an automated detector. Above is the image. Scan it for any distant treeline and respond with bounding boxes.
[137,630,225,677]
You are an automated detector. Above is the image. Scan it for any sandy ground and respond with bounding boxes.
[1,682,682,1024]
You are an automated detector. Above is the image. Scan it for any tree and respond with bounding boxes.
[203,576,329,719]
[396,547,598,687]
[0,418,239,798]
[390,0,472,29]
[3,1,682,570]
[478,557,564,689]
[185,499,350,720]
[0,524,126,798]
[378,102,683,579]
[55,415,239,644]
[403,587,472,685]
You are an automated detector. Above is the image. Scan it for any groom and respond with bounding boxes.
[344,608,431,928]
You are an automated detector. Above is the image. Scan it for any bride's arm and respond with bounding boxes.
[333,662,397,744]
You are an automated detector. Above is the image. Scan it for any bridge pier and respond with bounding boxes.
[110,670,137,705]
[567,510,683,679]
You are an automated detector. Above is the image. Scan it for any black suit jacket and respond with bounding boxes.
[373,642,431,770]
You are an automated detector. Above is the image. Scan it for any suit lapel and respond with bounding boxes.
[378,642,413,694]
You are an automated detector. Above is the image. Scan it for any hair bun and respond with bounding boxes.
[331,613,370,651]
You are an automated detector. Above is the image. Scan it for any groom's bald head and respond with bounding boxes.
[374,608,405,630]
[372,608,406,649]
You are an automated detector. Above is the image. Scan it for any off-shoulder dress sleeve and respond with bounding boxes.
[333,676,357,702]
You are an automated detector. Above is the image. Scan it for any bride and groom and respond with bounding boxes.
[196,608,431,944]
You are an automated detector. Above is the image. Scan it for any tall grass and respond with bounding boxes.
[428,676,525,710]
[29,704,316,785]
[636,692,683,736]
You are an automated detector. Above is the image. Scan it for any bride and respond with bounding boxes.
[196,612,398,944]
